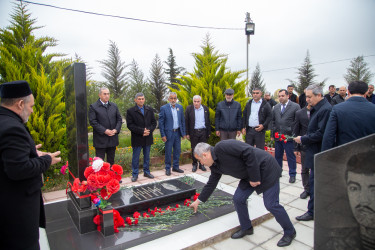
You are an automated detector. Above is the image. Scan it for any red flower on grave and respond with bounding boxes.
[133,211,141,219]
[193,193,200,201]
[125,217,132,226]
[96,174,111,188]
[134,219,138,225]
[264,146,268,151]
[175,204,179,208]
[106,179,120,194]
[275,132,279,138]
[87,174,98,188]
[101,162,111,171]
[93,215,101,225]
[111,164,123,175]
[100,188,112,200]
[143,212,150,218]
[281,134,286,140]
[84,166,94,179]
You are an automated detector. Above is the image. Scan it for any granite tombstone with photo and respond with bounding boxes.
[315,134,375,250]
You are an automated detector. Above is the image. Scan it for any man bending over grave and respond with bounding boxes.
[190,140,296,247]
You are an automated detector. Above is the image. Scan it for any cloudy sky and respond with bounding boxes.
[1,0,374,94]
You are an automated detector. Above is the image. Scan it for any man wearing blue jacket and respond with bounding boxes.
[215,88,242,140]
[159,92,186,176]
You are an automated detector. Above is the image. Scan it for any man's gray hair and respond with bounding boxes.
[306,84,323,96]
[193,95,201,101]
[369,84,374,88]
[194,142,212,157]
[135,92,144,99]
[99,87,109,94]
[0,95,31,107]
[169,92,177,97]
[265,91,271,95]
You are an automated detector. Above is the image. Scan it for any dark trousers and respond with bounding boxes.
[233,181,295,236]
[275,140,296,177]
[307,167,314,216]
[245,127,265,150]
[95,147,116,165]
[219,131,237,140]
[300,151,310,192]
[190,129,208,166]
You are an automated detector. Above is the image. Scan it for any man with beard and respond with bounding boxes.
[0,80,61,250]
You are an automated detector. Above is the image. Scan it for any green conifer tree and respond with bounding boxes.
[344,55,374,84]
[174,35,248,144]
[0,2,68,169]
[248,63,266,96]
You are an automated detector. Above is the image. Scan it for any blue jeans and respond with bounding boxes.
[275,140,296,177]
[131,145,151,177]
[164,131,181,170]
[233,181,295,235]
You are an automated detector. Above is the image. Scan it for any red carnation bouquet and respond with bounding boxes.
[274,132,294,144]
[72,157,123,209]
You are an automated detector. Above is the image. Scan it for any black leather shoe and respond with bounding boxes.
[296,212,314,221]
[199,164,207,171]
[172,168,184,173]
[277,229,296,247]
[300,190,309,199]
[166,169,171,176]
[144,172,154,179]
[131,176,138,182]
[231,227,254,239]
[289,176,296,183]
[192,165,197,172]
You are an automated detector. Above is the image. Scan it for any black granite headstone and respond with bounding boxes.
[315,134,375,250]
[64,63,92,234]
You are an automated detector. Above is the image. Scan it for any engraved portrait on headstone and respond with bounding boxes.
[315,134,375,250]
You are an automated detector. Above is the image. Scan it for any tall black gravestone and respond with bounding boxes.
[64,63,96,234]
[314,134,375,249]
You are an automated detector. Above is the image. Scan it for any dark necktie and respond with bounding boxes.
[104,103,108,108]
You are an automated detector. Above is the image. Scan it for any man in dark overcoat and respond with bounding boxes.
[126,93,157,182]
[294,84,332,221]
[0,80,61,249]
[190,140,296,247]
[185,95,210,172]
[89,87,122,165]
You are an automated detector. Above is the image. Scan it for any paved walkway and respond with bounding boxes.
[42,161,313,249]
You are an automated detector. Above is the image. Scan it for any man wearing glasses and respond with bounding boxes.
[242,88,272,150]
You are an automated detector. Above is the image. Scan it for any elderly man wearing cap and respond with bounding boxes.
[0,80,61,249]
[215,88,242,140]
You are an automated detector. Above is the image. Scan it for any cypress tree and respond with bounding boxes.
[149,54,167,112]
[344,55,374,84]
[249,63,266,96]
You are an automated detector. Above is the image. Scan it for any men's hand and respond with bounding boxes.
[215,131,220,137]
[241,128,246,135]
[294,136,301,144]
[48,151,62,165]
[36,144,48,156]
[143,128,150,136]
[250,181,261,187]
[236,130,241,136]
[190,199,200,213]
[255,124,264,132]
[186,135,190,140]
[104,129,112,136]
[162,136,167,142]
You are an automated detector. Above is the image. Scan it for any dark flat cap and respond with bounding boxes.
[0,80,32,98]
[224,88,234,95]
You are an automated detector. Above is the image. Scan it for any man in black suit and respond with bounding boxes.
[185,95,210,172]
[0,80,61,250]
[89,87,122,165]
[294,84,332,222]
[324,84,337,105]
[322,81,375,151]
[190,140,296,247]
[126,93,157,182]
[242,88,272,150]
[271,89,300,183]
[293,103,311,199]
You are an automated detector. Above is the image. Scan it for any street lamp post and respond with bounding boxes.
[245,12,255,88]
